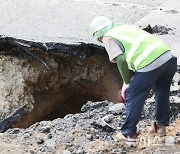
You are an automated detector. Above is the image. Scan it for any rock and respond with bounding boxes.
[178,80,180,86]
[121,151,128,154]
[91,118,115,132]
[108,103,125,115]
[6,128,21,135]
[122,115,126,120]
[61,150,72,154]
[37,136,44,144]
[38,126,51,133]
[175,136,180,144]
[76,149,85,154]
[86,134,93,141]
[29,149,35,153]
[102,114,114,123]
[176,132,180,136]
[23,131,33,139]
[47,133,52,139]
[81,101,109,113]
[39,146,46,152]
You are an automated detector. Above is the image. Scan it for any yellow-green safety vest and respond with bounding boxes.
[104,25,170,71]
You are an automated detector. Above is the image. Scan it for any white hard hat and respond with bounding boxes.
[90,16,112,41]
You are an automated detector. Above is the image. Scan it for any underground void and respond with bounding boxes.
[43,94,101,120]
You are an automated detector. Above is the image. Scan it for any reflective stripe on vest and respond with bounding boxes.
[126,33,151,69]
[104,25,170,71]
[134,41,163,69]
[114,33,134,44]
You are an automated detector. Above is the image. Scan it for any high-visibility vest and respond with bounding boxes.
[104,25,170,71]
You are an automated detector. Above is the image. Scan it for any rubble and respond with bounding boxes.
[142,25,174,35]
[0,95,180,153]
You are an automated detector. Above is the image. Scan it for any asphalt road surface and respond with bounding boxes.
[0,0,179,63]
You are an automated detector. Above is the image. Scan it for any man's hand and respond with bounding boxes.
[118,87,125,103]
[121,83,129,100]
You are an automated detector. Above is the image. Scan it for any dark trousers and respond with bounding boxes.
[121,57,177,137]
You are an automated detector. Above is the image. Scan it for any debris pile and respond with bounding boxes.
[0,97,180,153]
[142,24,174,35]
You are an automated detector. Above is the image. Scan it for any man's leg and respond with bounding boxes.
[154,57,177,125]
[121,71,158,137]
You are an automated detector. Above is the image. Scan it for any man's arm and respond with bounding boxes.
[116,54,131,84]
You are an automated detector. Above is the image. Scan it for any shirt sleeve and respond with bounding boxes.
[102,37,124,63]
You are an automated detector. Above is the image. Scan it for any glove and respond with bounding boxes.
[121,83,129,100]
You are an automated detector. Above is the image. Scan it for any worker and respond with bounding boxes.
[90,16,177,142]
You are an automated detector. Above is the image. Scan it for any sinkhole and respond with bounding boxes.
[0,37,121,129]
